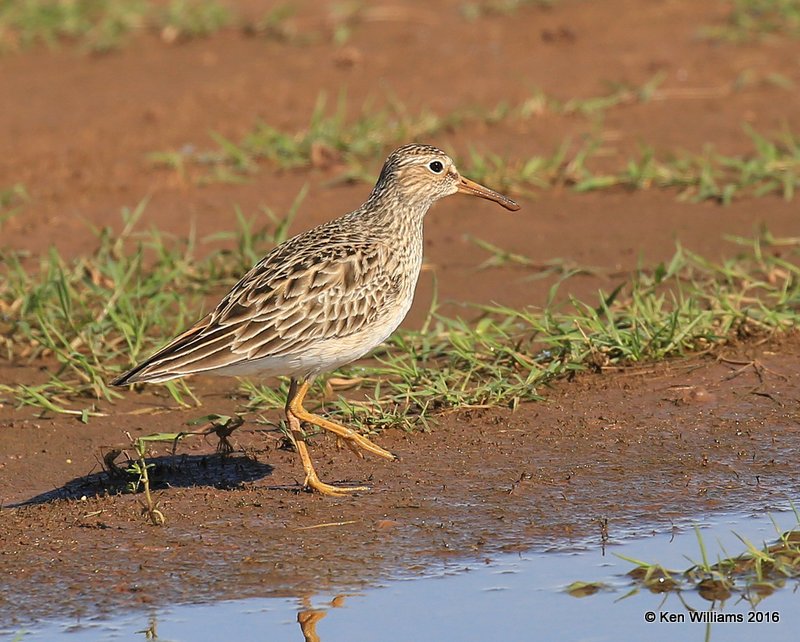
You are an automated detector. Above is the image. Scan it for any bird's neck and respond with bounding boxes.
[360,184,431,239]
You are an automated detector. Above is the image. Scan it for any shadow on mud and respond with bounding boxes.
[10,453,273,507]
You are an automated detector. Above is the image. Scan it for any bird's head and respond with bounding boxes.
[373,143,520,212]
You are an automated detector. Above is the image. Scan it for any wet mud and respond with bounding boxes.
[2,334,800,624]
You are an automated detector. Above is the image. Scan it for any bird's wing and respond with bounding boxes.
[113,237,402,384]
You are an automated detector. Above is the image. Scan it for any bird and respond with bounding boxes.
[112,143,519,495]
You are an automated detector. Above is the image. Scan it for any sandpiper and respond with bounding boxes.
[112,143,519,495]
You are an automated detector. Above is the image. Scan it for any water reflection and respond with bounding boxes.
[298,595,349,642]
[13,510,800,642]
[137,614,159,640]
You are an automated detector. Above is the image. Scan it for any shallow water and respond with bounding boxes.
[6,508,798,642]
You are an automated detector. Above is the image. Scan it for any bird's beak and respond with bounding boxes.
[457,176,520,211]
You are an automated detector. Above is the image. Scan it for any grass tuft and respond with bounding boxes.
[0,0,232,52]
[152,90,800,205]
[465,126,800,204]
[608,514,800,606]
[1,202,798,431]
[461,0,556,20]
[151,79,675,185]
[703,0,800,41]
[156,0,231,44]
[317,237,798,431]
[0,196,302,411]
[0,183,28,229]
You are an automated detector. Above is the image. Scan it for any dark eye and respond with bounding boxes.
[428,160,444,174]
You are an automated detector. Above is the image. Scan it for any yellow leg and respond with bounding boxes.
[297,608,326,642]
[290,379,397,461]
[285,378,396,495]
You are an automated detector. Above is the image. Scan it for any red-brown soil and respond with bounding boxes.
[3,336,800,624]
[2,0,800,626]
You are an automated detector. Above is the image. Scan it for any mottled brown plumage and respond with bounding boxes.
[112,143,519,495]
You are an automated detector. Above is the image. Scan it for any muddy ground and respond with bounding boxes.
[1,0,800,628]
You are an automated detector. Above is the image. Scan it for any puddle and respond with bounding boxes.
[5,508,798,642]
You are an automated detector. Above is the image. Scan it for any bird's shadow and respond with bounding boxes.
[11,451,274,507]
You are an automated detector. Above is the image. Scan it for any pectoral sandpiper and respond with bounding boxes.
[112,143,519,495]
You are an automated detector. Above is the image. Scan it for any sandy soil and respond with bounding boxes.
[1,0,799,626]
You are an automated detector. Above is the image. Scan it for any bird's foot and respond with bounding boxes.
[333,430,398,462]
[335,434,399,462]
[303,471,370,496]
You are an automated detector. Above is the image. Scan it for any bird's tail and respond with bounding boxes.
[110,313,217,386]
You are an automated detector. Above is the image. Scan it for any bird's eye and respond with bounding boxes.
[428,160,444,174]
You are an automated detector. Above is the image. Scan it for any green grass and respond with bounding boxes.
[461,0,557,20]
[703,0,800,41]
[0,0,232,52]
[467,235,608,279]
[0,193,305,416]
[150,78,668,181]
[0,0,370,52]
[152,91,476,179]
[124,431,166,525]
[0,0,145,52]
[156,0,231,43]
[0,183,27,229]
[465,125,800,203]
[315,232,799,431]
[1,196,798,431]
[151,86,800,205]
[613,510,800,606]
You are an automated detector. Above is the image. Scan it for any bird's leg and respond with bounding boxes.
[297,606,326,642]
[285,378,370,496]
[289,379,397,461]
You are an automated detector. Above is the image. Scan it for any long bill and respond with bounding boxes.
[457,176,520,211]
